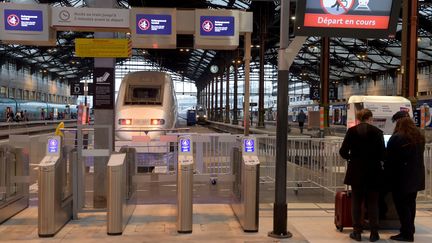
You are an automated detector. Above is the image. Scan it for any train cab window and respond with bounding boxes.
[125,86,162,105]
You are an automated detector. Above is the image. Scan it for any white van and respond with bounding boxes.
[347,96,413,136]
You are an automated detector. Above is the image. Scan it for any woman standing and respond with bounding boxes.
[339,109,385,242]
[386,115,426,242]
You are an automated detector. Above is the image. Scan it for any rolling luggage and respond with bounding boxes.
[335,190,352,232]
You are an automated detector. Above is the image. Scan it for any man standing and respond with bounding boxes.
[297,110,307,134]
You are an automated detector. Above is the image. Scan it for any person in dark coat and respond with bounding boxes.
[339,109,385,242]
[297,110,307,134]
[386,114,425,242]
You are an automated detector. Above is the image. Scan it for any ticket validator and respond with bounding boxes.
[177,135,194,233]
[38,136,73,237]
[232,136,260,232]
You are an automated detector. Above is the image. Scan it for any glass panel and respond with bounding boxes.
[125,86,162,105]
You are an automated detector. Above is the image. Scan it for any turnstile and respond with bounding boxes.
[38,136,73,237]
[0,145,29,224]
[107,147,137,235]
[177,135,194,233]
[231,136,260,232]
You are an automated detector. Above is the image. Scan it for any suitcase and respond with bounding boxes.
[335,190,352,232]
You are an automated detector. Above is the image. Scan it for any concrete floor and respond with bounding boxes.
[1,203,431,243]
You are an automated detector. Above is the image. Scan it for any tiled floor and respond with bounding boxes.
[1,203,431,242]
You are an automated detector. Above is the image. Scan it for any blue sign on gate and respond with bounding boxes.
[136,14,172,35]
[180,139,191,153]
[200,16,234,36]
[48,139,59,153]
[4,9,43,32]
[244,139,255,153]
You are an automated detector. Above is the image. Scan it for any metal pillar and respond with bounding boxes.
[232,59,239,125]
[211,78,215,120]
[401,0,418,99]
[207,83,210,118]
[87,0,117,208]
[320,37,330,137]
[257,7,266,128]
[225,64,230,123]
[215,76,218,121]
[244,33,251,136]
[220,71,224,122]
[268,0,292,238]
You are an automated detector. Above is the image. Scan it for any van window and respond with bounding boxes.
[125,86,162,105]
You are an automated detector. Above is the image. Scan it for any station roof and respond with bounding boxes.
[1,0,432,89]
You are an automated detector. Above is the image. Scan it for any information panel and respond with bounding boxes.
[93,68,114,109]
[47,138,59,154]
[295,0,401,38]
[4,9,43,32]
[75,38,131,58]
[136,14,172,35]
[243,139,255,153]
[200,16,234,36]
[180,139,191,153]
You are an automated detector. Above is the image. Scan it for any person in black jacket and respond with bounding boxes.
[386,114,425,242]
[339,109,385,242]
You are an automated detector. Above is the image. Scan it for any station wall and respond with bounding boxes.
[0,61,73,104]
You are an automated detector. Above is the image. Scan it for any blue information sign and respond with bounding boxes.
[136,14,172,35]
[200,16,234,36]
[48,139,59,153]
[244,139,255,153]
[4,9,43,32]
[180,139,191,153]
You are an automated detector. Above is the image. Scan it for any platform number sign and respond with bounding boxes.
[180,139,191,153]
[48,138,59,153]
[244,139,255,153]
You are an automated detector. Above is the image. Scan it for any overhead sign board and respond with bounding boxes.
[200,16,234,36]
[0,3,55,46]
[195,10,239,50]
[75,38,131,58]
[295,0,402,38]
[93,68,114,109]
[131,8,176,49]
[4,9,43,32]
[51,7,129,31]
[136,14,172,35]
[70,82,94,96]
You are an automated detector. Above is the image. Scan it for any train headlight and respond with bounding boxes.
[118,119,132,125]
[151,119,165,125]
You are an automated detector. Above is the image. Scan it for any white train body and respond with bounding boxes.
[115,71,177,140]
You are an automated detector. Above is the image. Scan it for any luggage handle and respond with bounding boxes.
[345,185,352,197]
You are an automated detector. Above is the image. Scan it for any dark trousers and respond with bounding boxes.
[299,122,304,133]
[392,191,418,237]
[351,186,380,232]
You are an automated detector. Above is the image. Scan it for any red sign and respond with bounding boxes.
[304,14,389,29]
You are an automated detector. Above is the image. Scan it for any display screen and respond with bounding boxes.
[4,9,43,32]
[180,139,191,153]
[295,0,401,38]
[244,139,255,153]
[136,14,172,35]
[200,16,235,36]
[48,139,59,153]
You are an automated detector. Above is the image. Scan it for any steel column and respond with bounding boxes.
[258,7,266,128]
[220,71,224,122]
[244,32,251,136]
[233,60,239,125]
[320,37,330,136]
[215,76,218,120]
[225,63,231,123]
[401,0,418,99]
[268,0,292,238]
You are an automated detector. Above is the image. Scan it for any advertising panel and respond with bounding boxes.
[295,0,401,38]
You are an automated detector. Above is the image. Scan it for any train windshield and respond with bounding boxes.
[125,86,162,105]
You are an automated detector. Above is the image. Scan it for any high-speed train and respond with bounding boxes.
[115,71,178,140]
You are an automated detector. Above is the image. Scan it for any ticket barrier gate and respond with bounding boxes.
[0,145,29,224]
[177,135,194,233]
[38,136,73,237]
[231,136,260,232]
[107,147,137,235]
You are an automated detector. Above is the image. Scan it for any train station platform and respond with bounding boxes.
[1,203,432,242]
